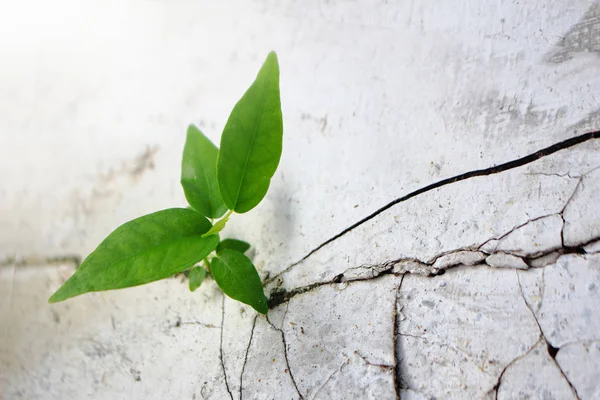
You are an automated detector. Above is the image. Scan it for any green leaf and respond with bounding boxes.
[201,209,233,237]
[217,51,283,213]
[188,266,207,292]
[217,239,250,254]
[181,124,228,218]
[211,249,268,314]
[49,208,219,303]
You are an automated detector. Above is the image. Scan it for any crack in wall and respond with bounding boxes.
[268,235,599,309]
[265,315,304,399]
[267,130,600,286]
[516,272,582,400]
[489,337,544,400]
[220,295,234,400]
[269,155,600,308]
[310,359,347,400]
[239,315,257,400]
[393,275,404,400]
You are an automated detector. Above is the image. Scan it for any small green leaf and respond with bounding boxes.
[201,209,233,237]
[181,124,228,219]
[49,208,219,303]
[188,266,207,292]
[217,51,283,213]
[211,249,268,314]
[217,239,250,254]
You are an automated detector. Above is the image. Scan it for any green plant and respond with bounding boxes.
[48,52,283,314]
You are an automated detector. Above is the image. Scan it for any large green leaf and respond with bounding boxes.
[211,249,268,314]
[181,124,228,218]
[49,208,219,303]
[217,51,283,213]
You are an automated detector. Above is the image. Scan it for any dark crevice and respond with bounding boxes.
[546,342,559,359]
[219,296,234,400]
[269,235,599,308]
[269,268,395,308]
[265,316,304,399]
[239,315,258,400]
[267,130,600,285]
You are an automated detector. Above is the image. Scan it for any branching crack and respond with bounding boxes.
[239,315,258,400]
[516,271,581,400]
[220,296,234,400]
[265,316,304,399]
[267,130,600,286]
[269,234,599,309]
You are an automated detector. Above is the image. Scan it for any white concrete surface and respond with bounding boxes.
[1,0,600,399]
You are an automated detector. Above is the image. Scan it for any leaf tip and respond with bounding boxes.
[47,291,63,304]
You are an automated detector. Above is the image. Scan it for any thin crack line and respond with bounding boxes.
[489,337,544,399]
[267,130,600,285]
[309,359,347,400]
[516,271,581,400]
[393,275,405,400]
[239,315,258,400]
[265,316,304,399]
[353,351,395,369]
[560,177,584,247]
[478,213,561,253]
[220,295,234,400]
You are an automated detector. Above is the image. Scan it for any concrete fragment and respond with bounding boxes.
[556,341,600,400]
[563,168,600,247]
[239,317,300,399]
[392,259,433,276]
[431,250,487,270]
[526,251,561,268]
[485,253,529,269]
[518,254,600,347]
[481,214,563,257]
[311,352,395,400]
[397,267,539,398]
[496,340,577,399]
[341,263,392,281]
[280,276,400,398]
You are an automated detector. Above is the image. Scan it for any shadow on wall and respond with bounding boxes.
[545,2,600,63]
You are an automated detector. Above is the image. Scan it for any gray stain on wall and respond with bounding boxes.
[546,2,600,63]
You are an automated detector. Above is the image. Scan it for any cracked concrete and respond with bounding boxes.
[2,1,600,399]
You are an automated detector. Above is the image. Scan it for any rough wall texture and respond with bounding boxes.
[1,0,599,399]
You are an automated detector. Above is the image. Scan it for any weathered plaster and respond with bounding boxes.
[2,0,600,398]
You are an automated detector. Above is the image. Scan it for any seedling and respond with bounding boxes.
[48,52,283,314]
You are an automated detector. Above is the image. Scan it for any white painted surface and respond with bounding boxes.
[1,0,600,398]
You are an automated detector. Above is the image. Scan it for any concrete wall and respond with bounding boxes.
[1,0,599,398]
